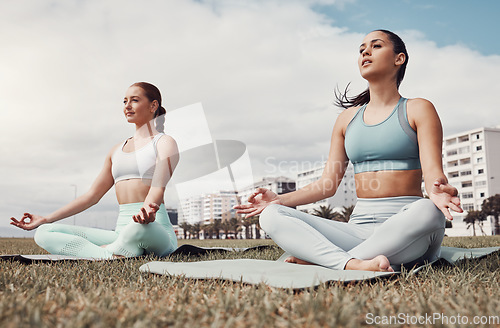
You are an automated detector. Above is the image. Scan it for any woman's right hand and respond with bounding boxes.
[234,188,282,218]
[10,213,47,231]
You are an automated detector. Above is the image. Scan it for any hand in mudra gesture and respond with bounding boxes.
[233,188,282,218]
[429,178,463,220]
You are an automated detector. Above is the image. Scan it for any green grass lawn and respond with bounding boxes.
[0,236,499,328]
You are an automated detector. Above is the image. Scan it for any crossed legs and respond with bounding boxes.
[259,198,446,271]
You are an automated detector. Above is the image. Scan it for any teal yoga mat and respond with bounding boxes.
[139,246,500,289]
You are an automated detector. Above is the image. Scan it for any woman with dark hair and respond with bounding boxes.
[11,82,179,258]
[235,30,463,271]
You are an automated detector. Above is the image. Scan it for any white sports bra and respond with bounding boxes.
[111,133,165,183]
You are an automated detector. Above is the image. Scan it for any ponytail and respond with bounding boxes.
[155,106,166,133]
[334,83,370,109]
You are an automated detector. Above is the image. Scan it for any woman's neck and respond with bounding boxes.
[367,80,401,107]
[134,120,158,139]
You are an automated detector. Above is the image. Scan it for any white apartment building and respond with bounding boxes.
[179,191,238,225]
[179,196,203,225]
[442,126,500,236]
[296,163,357,213]
[202,191,239,224]
[237,176,296,207]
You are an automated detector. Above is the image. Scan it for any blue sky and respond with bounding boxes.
[314,0,499,56]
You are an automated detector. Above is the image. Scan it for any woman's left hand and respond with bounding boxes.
[429,178,463,220]
[132,203,159,224]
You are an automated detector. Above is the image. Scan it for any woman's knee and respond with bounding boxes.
[34,223,54,247]
[410,199,446,229]
[259,204,284,233]
[119,222,150,243]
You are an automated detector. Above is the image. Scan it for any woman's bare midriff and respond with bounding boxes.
[355,169,423,198]
[115,179,156,204]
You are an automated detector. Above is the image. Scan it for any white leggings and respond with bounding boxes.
[34,203,177,259]
[259,197,446,270]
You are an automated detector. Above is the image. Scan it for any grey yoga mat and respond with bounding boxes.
[139,246,500,289]
[0,244,273,264]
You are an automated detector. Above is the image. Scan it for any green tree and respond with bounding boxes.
[242,218,252,239]
[339,205,355,223]
[190,222,202,239]
[464,210,486,236]
[212,219,222,239]
[249,216,261,239]
[229,217,242,239]
[179,222,191,239]
[312,205,338,220]
[221,220,232,239]
[481,194,500,235]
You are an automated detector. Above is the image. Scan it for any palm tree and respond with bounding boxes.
[179,222,191,239]
[312,205,337,220]
[249,216,262,239]
[212,219,222,239]
[339,205,355,223]
[190,222,202,239]
[229,217,242,239]
[221,220,232,239]
[481,194,500,235]
[464,210,486,236]
[242,217,252,239]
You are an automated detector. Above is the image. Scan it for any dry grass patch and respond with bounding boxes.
[0,236,499,327]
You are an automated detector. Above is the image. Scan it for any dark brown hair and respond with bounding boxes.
[334,29,409,109]
[131,82,166,132]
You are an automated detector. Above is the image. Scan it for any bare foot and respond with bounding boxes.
[345,255,394,272]
[285,256,315,265]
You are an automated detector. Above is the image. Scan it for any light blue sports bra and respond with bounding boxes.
[111,133,164,183]
[344,97,421,174]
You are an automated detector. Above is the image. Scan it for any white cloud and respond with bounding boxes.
[1,0,498,232]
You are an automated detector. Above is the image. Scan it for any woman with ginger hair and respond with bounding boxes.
[11,82,179,258]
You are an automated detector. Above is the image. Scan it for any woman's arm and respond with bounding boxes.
[131,135,179,224]
[10,146,117,230]
[410,98,463,219]
[235,110,352,217]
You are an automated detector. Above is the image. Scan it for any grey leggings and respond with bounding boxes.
[259,197,446,270]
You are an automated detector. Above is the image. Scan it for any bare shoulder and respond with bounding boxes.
[336,106,362,134]
[407,98,438,116]
[106,142,123,160]
[157,134,179,153]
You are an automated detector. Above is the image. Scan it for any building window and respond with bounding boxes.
[476,145,482,151]
[460,158,471,165]
[446,138,457,146]
[463,204,475,211]
[449,171,459,178]
[458,135,469,142]
[475,133,481,140]
[447,150,458,156]
[462,192,474,199]
[460,170,471,176]
[478,169,484,174]
[475,180,487,187]
[480,192,485,198]
[458,146,470,154]
[461,181,473,188]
